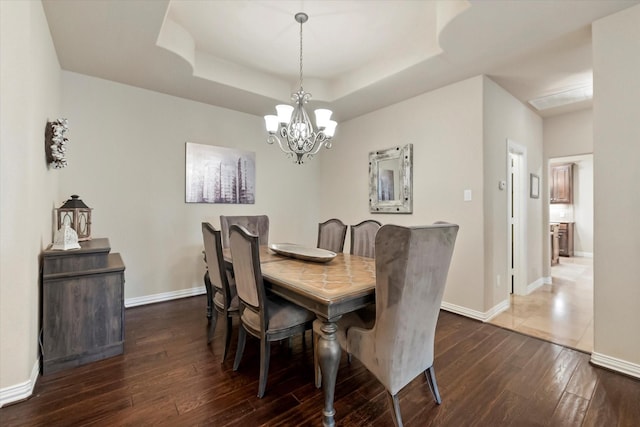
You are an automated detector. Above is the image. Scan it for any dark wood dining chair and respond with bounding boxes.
[317,218,347,253]
[350,219,382,258]
[220,215,269,248]
[202,222,239,361]
[337,222,459,427]
[229,224,315,398]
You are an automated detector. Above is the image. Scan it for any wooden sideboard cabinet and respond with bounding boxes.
[550,163,573,204]
[41,238,125,375]
[557,222,574,257]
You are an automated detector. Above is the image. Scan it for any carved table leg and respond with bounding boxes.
[313,319,322,388]
[317,318,341,427]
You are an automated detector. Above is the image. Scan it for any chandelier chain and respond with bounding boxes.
[299,18,303,90]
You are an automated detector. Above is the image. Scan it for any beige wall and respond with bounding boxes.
[482,77,544,307]
[592,5,640,370]
[59,71,321,302]
[573,156,594,256]
[318,75,543,316]
[544,109,593,159]
[319,76,486,312]
[0,0,61,393]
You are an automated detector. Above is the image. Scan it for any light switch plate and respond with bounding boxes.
[464,189,472,201]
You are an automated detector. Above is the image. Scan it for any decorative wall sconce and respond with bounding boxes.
[45,118,69,169]
[56,195,92,241]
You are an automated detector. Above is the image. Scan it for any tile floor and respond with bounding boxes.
[489,256,594,353]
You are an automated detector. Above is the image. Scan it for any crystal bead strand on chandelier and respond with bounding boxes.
[264,12,337,164]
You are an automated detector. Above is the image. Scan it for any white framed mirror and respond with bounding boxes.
[369,144,413,213]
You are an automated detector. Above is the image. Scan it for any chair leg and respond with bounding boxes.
[222,312,233,362]
[204,272,213,319]
[257,339,271,398]
[425,365,442,404]
[387,392,404,427]
[207,309,218,345]
[233,326,246,371]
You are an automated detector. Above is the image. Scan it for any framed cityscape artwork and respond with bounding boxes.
[185,142,255,204]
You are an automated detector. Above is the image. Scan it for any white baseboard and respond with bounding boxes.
[543,276,552,284]
[591,352,640,379]
[441,299,509,322]
[125,285,206,308]
[0,359,39,408]
[574,251,593,258]
[527,277,545,294]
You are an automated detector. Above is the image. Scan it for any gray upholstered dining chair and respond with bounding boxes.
[229,224,315,398]
[220,215,269,248]
[202,222,239,361]
[317,218,347,253]
[337,222,459,427]
[350,219,382,258]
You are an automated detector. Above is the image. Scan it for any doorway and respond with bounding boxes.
[507,140,527,296]
[490,153,594,353]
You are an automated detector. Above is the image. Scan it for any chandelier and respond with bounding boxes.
[264,12,337,164]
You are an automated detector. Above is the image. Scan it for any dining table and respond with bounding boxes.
[223,244,376,427]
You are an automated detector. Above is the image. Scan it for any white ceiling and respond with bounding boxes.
[42,0,639,121]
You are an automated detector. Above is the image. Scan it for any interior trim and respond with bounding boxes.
[591,351,640,379]
[125,285,206,308]
[574,251,594,258]
[0,359,39,408]
[527,277,545,294]
[442,299,509,322]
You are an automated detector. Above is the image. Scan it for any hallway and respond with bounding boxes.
[489,256,593,353]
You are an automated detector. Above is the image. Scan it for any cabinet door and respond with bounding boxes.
[557,223,574,257]
[551,164,573,204]
[558,225,568,256]
[42,265,125,374]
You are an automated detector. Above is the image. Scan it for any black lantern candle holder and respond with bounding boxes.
[56,195,92,241]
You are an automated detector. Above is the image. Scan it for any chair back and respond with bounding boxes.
[229,224,267,323]
[350,220,382,258]
[202,222,231,298]
[372,222,458,394]
[220,215,269,248]
[317,218,347,253]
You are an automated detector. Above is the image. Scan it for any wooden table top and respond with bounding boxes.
[260,253,375,303]
[223,245,376,318]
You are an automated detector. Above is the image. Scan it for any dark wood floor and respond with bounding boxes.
[2,295,639,426]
